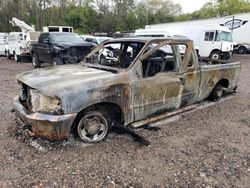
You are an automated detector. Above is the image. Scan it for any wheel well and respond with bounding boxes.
[239,46,246,49]
[71,102,124,134]
[208,78,229,100]
[209,49,221,57]
[216,78,229,89]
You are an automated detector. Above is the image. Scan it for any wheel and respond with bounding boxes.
[31,54,41,68]
[238,46,246,54]
[100,55,106,65]
[52,57,64,66]
[6,50,11,59]
[210,51,221,60]
[77,111,110,143]
[210,84,223,101]
[14,52,21,62]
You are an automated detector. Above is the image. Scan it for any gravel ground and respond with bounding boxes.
[0,55,249,188]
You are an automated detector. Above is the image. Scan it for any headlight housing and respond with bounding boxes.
[29,89,63,115]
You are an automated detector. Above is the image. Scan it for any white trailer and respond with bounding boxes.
[146,23,233,59]
[43,26,73,33]
[147,12,250,54]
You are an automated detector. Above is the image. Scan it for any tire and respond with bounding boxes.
[77,111,110,143]
[100,55,106,65]
[14,52,21,62]
[52,57,64,66]
[209,84,223,101]
[6,51,11,59]
[238,46,246,54]
[31,54,41,68]
[210,51,221,60]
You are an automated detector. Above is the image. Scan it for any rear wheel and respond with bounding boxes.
[210,84,223,101]
[52,57,64,66]
[77,111,110,143]
[14,52,21,62]
[238,46,246,54]
[31,54,41,68]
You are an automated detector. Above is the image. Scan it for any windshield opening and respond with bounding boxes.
[215,31,233,42]
[83,41,145,69]
[51,33,84,43]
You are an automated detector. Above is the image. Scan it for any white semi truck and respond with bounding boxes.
[146,12,250,54]
[145,24,233,60]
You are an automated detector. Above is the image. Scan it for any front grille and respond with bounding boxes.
[71,47,90,57]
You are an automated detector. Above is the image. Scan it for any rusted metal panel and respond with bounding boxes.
[13,37,241,140]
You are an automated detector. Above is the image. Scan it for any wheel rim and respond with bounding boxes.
[14,53,17,61]
[239,48,245,54]
[77,113,108,142]
[212,53,219,60]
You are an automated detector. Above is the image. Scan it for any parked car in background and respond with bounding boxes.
[0,33,8,56]
[30,32,95,68]
[5,32,30,62]
[81,35,113,45]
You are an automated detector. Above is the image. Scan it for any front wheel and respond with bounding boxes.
[210,84,223,101]
[32,54,41,68]
[77,111,110,143]
[52,57,64,66]
[210,51,221,60]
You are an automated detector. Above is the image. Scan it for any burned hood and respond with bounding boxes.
[17,64,116,98]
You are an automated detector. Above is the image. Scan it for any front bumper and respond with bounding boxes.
[13,96,77,141]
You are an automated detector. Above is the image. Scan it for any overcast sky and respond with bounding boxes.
[173,0,211,13]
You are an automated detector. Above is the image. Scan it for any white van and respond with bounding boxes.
[146,24,233,59]
[0,33,8,56]
[6,32,29,62]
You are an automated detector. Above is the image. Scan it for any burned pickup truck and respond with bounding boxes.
[13,38,241,143]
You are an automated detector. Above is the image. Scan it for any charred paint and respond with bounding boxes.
[13,37,241,140]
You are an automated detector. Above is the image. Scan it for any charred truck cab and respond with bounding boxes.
[13,38,241,143]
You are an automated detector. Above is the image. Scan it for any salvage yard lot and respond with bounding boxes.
[0,55,249,187]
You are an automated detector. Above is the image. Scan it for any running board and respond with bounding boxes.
[129,105,197,129]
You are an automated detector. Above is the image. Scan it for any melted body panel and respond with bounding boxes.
[13,38,241,140]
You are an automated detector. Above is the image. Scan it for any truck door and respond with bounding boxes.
[179,42,200,106]
[131,43,183,121]
[36,33,52,62]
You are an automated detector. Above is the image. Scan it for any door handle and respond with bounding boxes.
[179,76,185,85]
